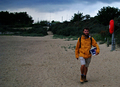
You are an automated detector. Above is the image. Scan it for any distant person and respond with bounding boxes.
[75,28,100,83]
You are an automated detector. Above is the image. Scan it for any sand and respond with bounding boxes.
[0,33,120,87]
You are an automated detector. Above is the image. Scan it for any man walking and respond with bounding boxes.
[75,28,100,83]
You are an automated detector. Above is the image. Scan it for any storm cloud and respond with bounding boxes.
[0,0,120,10]
[0,0,120,22]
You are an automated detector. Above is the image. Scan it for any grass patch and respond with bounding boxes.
[20,33,45,36]
[61,46,67,51]
[0,33,46,37]
[61,44,76,51]
[99,41,106,44]
[92,33,103,41]
[0,34,14,36]
[53,34,66,39]
[53,34,78,41]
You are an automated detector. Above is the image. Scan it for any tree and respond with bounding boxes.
[84,14,91,20]
[71,12,84,22]
[40,21,49,26]
[0,11,33,26]
[0,11,10,25]
[97,6,120,26]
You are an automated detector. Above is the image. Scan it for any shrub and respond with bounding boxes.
[92,33,103,41]
[26,25,48,36]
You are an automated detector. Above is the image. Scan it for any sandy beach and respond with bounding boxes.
[0,34,120,87]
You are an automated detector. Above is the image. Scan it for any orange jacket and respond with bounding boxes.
[75,35,100,59]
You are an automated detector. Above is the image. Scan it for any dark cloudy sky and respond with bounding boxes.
[0,0,120,22]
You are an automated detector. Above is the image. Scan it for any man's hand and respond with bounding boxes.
[96,52,99,55]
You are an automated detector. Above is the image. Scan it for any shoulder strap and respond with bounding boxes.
[90,37,92,47]
[79,37,81,48]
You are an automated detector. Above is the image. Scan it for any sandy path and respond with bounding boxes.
[0,34,120,87]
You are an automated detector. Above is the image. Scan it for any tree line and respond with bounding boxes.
[50,6,120,45]
[51,6,120,34]
[0,6,120,45]
[0,11,48,36]
[0,11,33,27]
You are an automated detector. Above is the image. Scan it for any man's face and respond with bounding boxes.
[83,29,89,36]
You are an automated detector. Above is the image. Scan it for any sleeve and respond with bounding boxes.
[91,37,100,54]
[75,38,80,58]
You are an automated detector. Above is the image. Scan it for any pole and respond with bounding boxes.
[107,38,109,47]
[111,32,115,51]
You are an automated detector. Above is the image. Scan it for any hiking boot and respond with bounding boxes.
[83,75,88,82]
[80,75,84,83]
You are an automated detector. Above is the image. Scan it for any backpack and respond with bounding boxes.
[79,36,92,48]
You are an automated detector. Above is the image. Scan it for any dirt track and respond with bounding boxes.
[0,34,120,87]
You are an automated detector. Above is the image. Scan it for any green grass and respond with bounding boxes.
[20,33,45,36]
[0,33,46,37]
[92,33,103,41]
[0,34,14,36]
[53,34,78,41]
[61,44,76,51]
